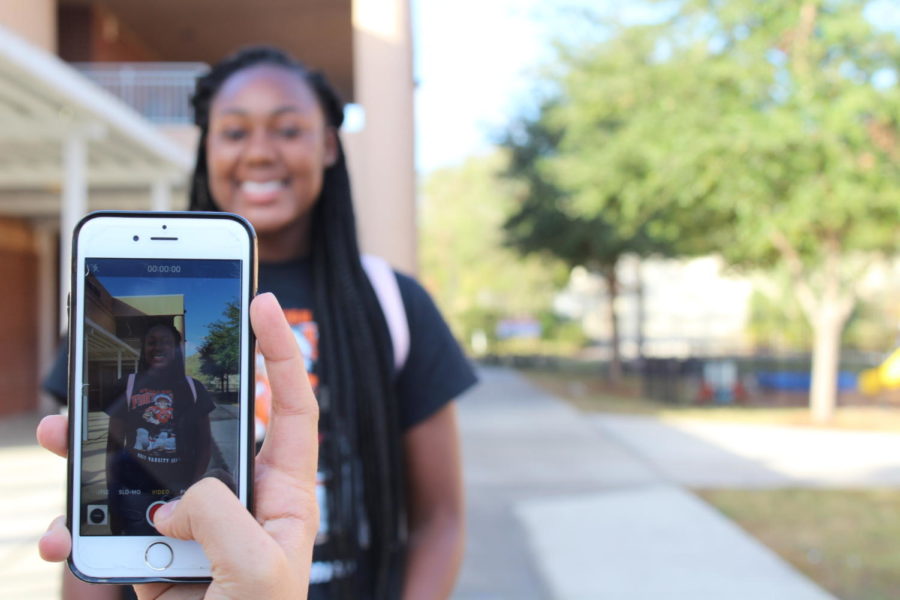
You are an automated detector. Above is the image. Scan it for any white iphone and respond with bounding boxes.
[67,211,256,583]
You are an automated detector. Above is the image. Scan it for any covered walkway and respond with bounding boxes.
[0,24,192,415]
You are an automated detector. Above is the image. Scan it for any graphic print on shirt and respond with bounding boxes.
[255,308,319,432]
[129,387,178,461]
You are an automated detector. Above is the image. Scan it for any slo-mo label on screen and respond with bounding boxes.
[80,257,242,536]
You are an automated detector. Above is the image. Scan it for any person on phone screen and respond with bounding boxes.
[103,322,214,535]
[39,293,320,600]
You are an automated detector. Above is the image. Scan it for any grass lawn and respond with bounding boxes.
[698,489,900,600]
[522,369,900,432]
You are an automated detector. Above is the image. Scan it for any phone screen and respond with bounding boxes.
[79,257,243,536]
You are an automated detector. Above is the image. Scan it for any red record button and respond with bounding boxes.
[147,501,168,527]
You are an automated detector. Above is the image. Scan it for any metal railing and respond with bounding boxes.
[73,62,208,125]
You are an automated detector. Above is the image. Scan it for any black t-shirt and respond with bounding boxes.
[258,258,477,594]
[259,258,477,429]
[104,370,215,492]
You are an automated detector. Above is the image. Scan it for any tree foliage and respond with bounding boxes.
[198,300,241,392]
[499,37,704,378]
[419,153,569,354]
[532,0,900,419]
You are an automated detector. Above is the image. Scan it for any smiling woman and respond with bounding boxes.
[185,46,477,600]
[103,320,214,536]
[55,46,476,600]
[202,64,337,258]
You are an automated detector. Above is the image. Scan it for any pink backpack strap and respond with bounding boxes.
[361,254,410,373]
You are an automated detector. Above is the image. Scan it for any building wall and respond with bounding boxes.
[55,5,91,61]
[0,218,40,415]
[58,4,160,62]
[556,255,754,359]
[0,0,56,52]
[345,0,416,274]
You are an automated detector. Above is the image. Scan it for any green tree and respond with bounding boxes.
[419,153,568,355]
[541,1,900,420]
[198,300,241,392]
[749,266,900,353]
[502,105,672,379]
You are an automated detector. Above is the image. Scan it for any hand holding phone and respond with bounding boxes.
[67,212,257,582]
[39,293,320,599]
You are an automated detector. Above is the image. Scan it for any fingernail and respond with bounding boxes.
[45,515,64,533]
[40,518,61,542]
[153,500,179,523]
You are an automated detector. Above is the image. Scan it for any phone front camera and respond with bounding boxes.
[162,224,167,230]
[133,235,139,242]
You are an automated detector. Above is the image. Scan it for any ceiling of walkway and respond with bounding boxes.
[0,25,192,220]
[58,0,355,101]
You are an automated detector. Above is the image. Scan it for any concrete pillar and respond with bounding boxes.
[346,0,416,273]
[60,132,88,330]
[35,223,59,413]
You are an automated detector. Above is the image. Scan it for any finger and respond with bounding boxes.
[153,478,286,577]
[38,515,71,562]
[36,415,68,458]
[251,293,319,479]
[134,582,205,600]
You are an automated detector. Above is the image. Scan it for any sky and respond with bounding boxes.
[411,0,669,174]
[91,260,240,358]
[411,0,900,175]
[412,0,555,174]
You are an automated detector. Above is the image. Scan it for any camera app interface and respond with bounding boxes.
[80,258,242,536]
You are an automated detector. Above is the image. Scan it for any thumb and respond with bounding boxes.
[153,478,280,573]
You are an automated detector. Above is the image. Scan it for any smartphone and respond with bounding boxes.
[67,211,256,583]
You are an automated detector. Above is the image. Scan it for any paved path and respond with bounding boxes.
[454,367,837,600]
[0,413,65,600]
[453,368,657,600]
[591,414,900,488]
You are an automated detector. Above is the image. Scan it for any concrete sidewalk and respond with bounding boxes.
[593,414,900,488]
[454,367,836,600]
[0,413,65,600]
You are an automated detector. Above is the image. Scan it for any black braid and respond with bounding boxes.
[188,45,406,599]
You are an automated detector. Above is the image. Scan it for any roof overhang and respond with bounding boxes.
[59,0,355,103]
[0,25,193,220]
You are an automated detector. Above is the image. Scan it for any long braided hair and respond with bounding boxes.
[189,46,406,599]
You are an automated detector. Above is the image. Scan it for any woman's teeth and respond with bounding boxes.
[242,181,283,194]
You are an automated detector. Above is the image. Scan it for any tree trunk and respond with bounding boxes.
[772,231,855,424]
[634,259,645,364]
[601,265,623,384]
[809,303,850,424]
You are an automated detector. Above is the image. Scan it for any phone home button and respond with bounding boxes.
[145,542,173,571]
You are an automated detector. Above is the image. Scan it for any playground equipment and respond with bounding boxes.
[859,347,900,395]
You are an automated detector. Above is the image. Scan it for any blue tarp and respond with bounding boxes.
[756,371,858,392]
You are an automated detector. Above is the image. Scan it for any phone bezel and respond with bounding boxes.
[67,211,257,584]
